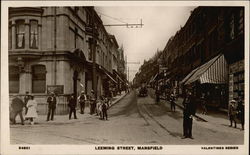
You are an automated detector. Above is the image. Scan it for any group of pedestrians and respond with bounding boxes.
[10,90,111,125]
[10,91,38,125]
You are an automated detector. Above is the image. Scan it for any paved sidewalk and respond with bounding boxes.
[18,91,128,125]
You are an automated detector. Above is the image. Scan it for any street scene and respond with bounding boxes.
[7,5,246,147]
[10,90,244,144]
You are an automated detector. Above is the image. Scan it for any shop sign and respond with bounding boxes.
[47,85,64,95]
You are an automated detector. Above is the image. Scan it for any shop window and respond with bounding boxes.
[30,20,38,49]
[9,66,19,93]
[16,20,25,49]
[32,65,46,93]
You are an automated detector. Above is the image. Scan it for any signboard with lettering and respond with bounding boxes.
[47,85,64,95]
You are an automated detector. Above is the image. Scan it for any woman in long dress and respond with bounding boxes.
[25,95,38,125]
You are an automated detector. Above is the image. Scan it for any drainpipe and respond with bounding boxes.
[53,7,57,85]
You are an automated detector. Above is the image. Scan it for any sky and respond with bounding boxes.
[95,6,196,82]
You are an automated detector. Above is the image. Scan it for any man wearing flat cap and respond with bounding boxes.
[78,91,87,114]
[228,99,238,128]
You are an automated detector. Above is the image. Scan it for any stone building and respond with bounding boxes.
[8,7,126,114]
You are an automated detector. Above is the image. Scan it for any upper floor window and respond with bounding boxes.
[30,20,38,49]
[16,20,25,49]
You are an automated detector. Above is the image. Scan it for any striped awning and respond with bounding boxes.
[181,54,228,85]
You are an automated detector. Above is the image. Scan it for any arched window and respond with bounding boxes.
[32,65,46,93]
[16,20,25,49]
[9,66,19,93]
[30,20,38,49]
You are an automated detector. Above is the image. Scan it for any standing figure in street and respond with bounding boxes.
[102,97,108,120]
[182,91,196,139]
[96,96,103,119]
[228,99,238,128]
[78,91,87,114]
[68,94,77,120]
[237,97,244,130]
[200,94,207,115]
[170,93,176,112]
[25,95,38,125]
[47,92,57,121]
[155,87,160,104]
[10,95,25,125]
[89,90,96,115]
[24,91,30,115]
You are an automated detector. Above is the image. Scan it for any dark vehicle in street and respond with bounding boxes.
[138,84,148,97]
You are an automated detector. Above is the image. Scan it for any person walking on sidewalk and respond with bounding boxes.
[170,93,176,112]
[78,91,87,114]
[228,99,237,128]
[24,91,30,115]
[46,92,57,121]
[10,95,25,125]
[237,97,244,130]
[25,95,38,125]
[90,90,96,115]
[182,91,196,139]
[68,94,77,120]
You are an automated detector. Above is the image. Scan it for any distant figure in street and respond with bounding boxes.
[25,95,38,125]
[228,99,238,128]
[237,97,244,130]
[102,97,108,120]
[200,94,207,115]
[78,91,87,114]
[24,91,30,115]
[10,95,25,125]
[96,96,103,119]
[68,94,77,120]
[47,92,57,121]
[170,93,176,112]
[182,91,196,139]
[89,90,96,115]
[155,87,160,104]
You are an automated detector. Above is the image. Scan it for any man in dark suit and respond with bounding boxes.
[10,95,25,125]
[68,94,77,119]
[23,91,30,115]
[182,90,196,139]
[47,92,57,121]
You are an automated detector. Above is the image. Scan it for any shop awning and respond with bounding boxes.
[105,72,117,84]
[181,54,228,85]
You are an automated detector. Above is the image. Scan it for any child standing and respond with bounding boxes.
[25,95,38,125]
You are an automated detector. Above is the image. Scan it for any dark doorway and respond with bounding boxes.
[73,71,79,99]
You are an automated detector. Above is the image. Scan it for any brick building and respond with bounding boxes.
[162,7,244,108]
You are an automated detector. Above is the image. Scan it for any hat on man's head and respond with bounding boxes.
[81,91,85,94]
[91,90,94,93]
[230,100,236,103]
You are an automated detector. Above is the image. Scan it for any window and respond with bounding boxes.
[229,14,235,40]
[9,21,12,49]
[88,38,92,60]
[9,66,19,93]
[16,20,25,49]
[32,65,46,93]
[30,20,38,49]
